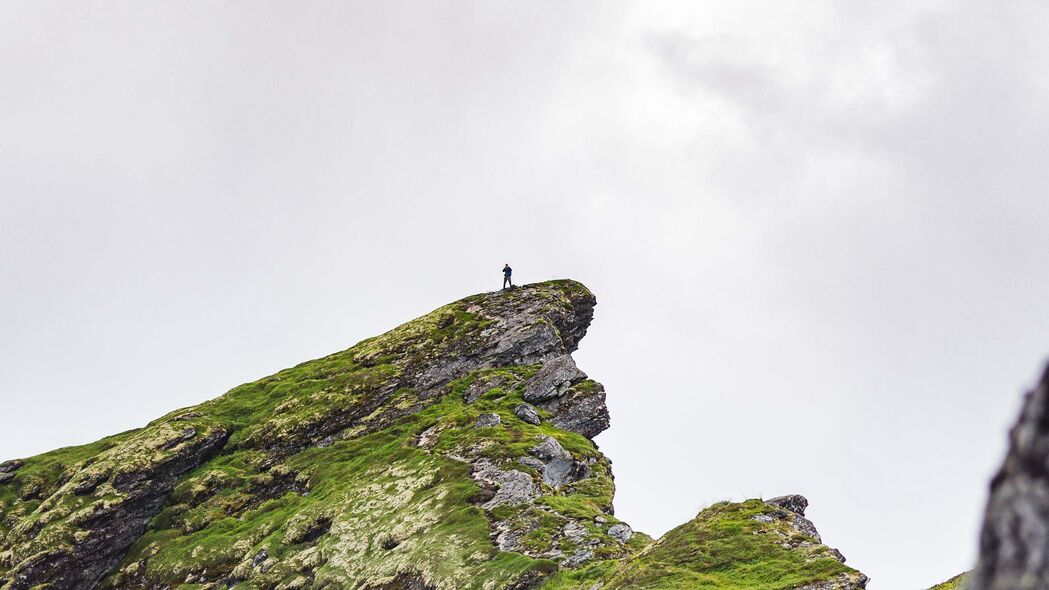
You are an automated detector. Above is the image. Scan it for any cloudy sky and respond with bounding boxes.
[3,1,1049,587]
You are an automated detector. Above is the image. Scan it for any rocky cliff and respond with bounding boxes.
[0,280,866,590]
[968,364,1049,590]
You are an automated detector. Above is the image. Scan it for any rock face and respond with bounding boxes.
[513,403,541,426]
[0,280,866,590]
[969,364,1049,590]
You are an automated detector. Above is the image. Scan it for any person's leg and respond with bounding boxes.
[503,276,509,289]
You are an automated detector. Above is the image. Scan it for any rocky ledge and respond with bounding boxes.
[0,280,865,590]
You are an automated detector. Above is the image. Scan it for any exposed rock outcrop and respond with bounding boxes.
[969,364,1049,590]
[528,436,591,488]
[0,280,866,590]
[513,403,541,426]
[0,424,228,590]
[0,281,608,590]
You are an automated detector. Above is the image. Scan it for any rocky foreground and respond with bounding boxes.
[0,280,867,589]
[968,364,1049,590]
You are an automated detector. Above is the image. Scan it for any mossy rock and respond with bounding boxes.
[0,280,868,590]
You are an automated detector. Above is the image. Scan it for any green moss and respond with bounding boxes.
[0,429,138,510]
[596,500,861,590]
[928,572,969,590]
[97,358,617,589]
[1,280,866,590]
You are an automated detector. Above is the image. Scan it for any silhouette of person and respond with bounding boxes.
[502,264,513,289]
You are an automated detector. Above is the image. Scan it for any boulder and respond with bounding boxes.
[767,494,809,516]
[513,403,542,425]
[541,382,610,439]
[472,460,537,509]
[523,355,587,403]
[531,436,572,461]
[529,436,590,488]
[608,523,633,543]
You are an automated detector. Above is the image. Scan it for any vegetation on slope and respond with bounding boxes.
[0,279,868,590]
[928,573,968,590]
[593,500,863,590]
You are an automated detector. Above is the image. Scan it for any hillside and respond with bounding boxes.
[927,573,967,590]
[0,280,866,590]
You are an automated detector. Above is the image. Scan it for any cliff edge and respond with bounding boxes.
[0,280,865,590]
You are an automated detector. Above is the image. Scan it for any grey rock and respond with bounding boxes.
[762,495,821,544]
[541,458,590,488]
[494,520,531,552]
[252,548,268,568]
[0,282,600,590]
[2,426,229,590]
[476,285,595,369]
[531,436,572,461]
[416,425,440,449]
[0,459,24,474]
[970,364,1049,590]
[161,426,197,450]
[513,403,542,425]
[0,472,14,484]
[607,523,633,543]
[464,377,505,404]
[792,573,869,590]
[475,413,502,428]
[73,470,110,496]
[517,456,546,472]
[565,549,594,567]
[338,282,595,444]
[541,381,610,439]
[789,515,822,543]
[563,520,588,542]
[523,355,587,403]
[529,437,590,487]
[767,494,809,516]
[472,460,537,509]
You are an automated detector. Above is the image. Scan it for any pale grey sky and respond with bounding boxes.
[3,2,1048,588]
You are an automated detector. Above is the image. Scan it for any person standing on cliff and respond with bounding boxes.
[502,263,513,290]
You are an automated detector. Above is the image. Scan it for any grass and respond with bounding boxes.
[928,572,968,590]
[101,366,618,589]
[0,280,870,590]
[597,500,860,590]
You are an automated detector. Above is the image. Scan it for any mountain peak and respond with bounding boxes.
[0,280,865,590]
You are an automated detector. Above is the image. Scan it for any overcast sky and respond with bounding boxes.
[3,2,1049,588]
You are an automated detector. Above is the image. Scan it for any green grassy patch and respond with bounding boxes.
[597,500,859,590]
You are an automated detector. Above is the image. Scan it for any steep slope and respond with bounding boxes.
[927,573,967,590]
[594,496,866,590]
[0,280,866,590]
[969,363,1049,590]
